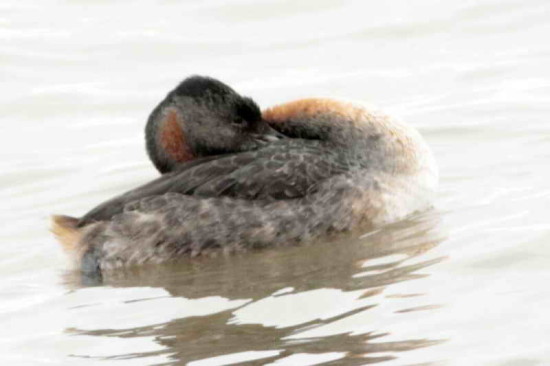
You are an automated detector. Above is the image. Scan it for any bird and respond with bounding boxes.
[51,75,438,274]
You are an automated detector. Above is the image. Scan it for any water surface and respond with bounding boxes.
[2,0,550,365]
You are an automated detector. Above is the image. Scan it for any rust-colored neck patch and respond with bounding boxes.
[263,98,352,124]
[159,108,194,164]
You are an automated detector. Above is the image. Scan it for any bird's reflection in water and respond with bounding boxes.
[63,210,446,365]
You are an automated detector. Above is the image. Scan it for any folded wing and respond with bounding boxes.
[78,140,352,225]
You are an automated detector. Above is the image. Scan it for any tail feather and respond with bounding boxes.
[51,215,82,253]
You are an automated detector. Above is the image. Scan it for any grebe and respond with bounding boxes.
[52,76,438,273]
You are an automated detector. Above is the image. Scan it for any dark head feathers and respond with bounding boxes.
[171,75,261,122]
[236,96,262,122]
[172,75,236,100]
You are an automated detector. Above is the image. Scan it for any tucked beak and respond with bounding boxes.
[252,123,287,144]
